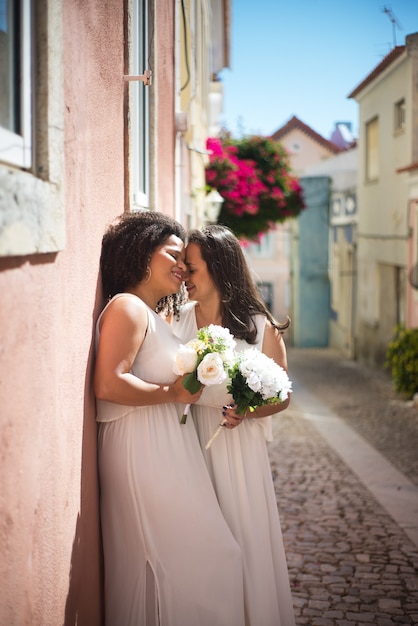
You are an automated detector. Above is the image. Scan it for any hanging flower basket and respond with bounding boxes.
[205,134,305,242]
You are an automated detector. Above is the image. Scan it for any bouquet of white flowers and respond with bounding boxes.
[227,347,292,415]
[205,347,292,448]
[173,325,236,423]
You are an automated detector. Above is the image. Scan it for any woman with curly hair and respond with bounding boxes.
[94,212,245,626]
[171,224,295,626]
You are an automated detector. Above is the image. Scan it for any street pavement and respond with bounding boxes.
[269,348,418,625]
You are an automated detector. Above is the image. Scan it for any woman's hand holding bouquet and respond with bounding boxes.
[173,325,236,423]
[205,347,292,448]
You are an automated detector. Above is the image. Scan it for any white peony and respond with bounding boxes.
[206,324,236,351]
[259,368,279,399]
[220,348,236,365]
[238,348,292,402]
[245,371,263,394]
[197,353,228,386]
[173,344,198,375]
[275,369,292,401]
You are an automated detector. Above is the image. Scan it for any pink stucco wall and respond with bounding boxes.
[0,2,125,624]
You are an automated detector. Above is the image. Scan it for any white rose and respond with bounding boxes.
[197,353,227,386]
[173,345,198,375]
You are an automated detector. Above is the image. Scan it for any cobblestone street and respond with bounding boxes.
[269,348,418,625]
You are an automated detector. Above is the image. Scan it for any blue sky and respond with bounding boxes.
[219,0,418,140]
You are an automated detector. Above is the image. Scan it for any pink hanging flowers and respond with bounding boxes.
[205,135,305,242]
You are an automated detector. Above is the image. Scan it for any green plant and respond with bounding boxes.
[385,324,418,397]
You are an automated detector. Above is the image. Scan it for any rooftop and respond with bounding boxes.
[348,45,405,99]
[270,115,342,154]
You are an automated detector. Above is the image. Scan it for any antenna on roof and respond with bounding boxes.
[382,6,402,47]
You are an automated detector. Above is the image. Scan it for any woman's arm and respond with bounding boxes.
[94,295,202,406]
[262,319,288,369]
[253,319,290,416]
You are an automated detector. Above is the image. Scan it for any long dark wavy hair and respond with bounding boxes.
[187,224,290,343]
[100,211,187,316]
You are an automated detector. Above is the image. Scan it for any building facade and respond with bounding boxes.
[0,1,229,623]
[303,147,358,357]
[349,32,418,365]
[244,116,341,342]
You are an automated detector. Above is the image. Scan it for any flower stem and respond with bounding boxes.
[180,403,191,424]
[205,419,228,449]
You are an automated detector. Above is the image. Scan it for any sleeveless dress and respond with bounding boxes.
[96,294,245,626]
[172,302,295,626]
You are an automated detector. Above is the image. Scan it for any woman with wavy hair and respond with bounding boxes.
[95,212,245,626]
[171,224,295,626]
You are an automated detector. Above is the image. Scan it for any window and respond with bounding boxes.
[394,98,405,132]
[129,0,150,209]
[365,117,379,182]
[257,282,273,311]
[331,246,340,310]
[247,232,274,258]
[332,198,341,218]
[0,0,65,257]
[0,0,32,168]
[345,195,356,216]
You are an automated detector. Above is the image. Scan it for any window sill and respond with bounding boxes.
[0,165,65,256]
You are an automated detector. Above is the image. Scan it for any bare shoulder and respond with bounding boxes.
[100,294,148,329]
[262,318,288,369]
[263,318,284,344]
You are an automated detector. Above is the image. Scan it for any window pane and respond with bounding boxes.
[0,0,19,132]
[132,0,149,207]
[394,99,405,131]
[366,117,379,181]
[257,282,273,311]
[0,0,31,169]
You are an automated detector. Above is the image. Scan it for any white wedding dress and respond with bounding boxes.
[96,294,245,626]
[172,301,295,626]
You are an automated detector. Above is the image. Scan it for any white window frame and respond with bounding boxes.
[0,0,65,257]
[130,0,150,210]
[0,0,32,169]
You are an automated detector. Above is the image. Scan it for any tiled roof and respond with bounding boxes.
[348,45,405,99]
[270,116,342,154]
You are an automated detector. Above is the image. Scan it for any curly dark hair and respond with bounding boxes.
[100,211,187,316]
[187,224,290,343]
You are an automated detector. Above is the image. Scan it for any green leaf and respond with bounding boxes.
[182,372,201,395]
